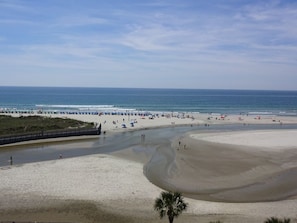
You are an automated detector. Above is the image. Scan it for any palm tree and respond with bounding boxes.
[154,191,188,223]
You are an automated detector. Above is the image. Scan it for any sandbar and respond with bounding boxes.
[1,113,297,222]
[144,129,297,204]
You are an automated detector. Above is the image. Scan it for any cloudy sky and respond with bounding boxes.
[0,0,297,90]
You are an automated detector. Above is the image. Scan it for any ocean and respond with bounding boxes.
[0,86,297,116]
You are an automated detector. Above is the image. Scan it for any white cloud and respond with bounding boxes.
[0,0,297,89]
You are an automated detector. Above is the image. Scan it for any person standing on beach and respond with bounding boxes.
[141,134,145,143]
[9,156,13,165]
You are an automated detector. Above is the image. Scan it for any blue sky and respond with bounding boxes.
[0,0,297,90]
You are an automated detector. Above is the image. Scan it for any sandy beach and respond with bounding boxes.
[1,113,297,222]
[4,110,296,133]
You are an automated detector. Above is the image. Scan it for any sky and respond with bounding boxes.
[0,0,297,90]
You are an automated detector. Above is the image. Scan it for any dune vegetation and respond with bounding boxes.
[0,115,94,136]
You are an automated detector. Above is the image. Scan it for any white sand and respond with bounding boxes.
[26,112,205,133]
[1,113,297,222]
[0,154,162,209]
[191,129,297,150]
[6,111,297,135]
[1,152,297,222]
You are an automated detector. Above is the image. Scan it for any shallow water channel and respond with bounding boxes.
[0,124,296,167]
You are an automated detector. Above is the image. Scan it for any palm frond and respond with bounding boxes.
[264,217,291,223]
[154,191,188,221]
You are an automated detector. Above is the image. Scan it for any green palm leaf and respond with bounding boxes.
[154,191,188,223]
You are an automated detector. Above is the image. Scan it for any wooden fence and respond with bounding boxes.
[0,125,101,146]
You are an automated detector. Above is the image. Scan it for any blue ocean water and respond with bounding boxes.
[0,86,297,115]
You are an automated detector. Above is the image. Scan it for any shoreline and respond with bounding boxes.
[0,117,297,149]
[1,110,297,149]
[1,113,297,222]
[2,110,297,132]
[2,131,297,222]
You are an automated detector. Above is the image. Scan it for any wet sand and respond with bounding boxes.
[2,130,297,222]
[144,130,297,202]
[1,113,297,222]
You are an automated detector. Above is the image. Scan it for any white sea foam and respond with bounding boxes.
[247,111,274,115]
[36,104,115,109]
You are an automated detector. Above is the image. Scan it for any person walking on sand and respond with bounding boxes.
[9,156,13,165]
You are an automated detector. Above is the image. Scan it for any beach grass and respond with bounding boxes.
[0,115,94,136]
